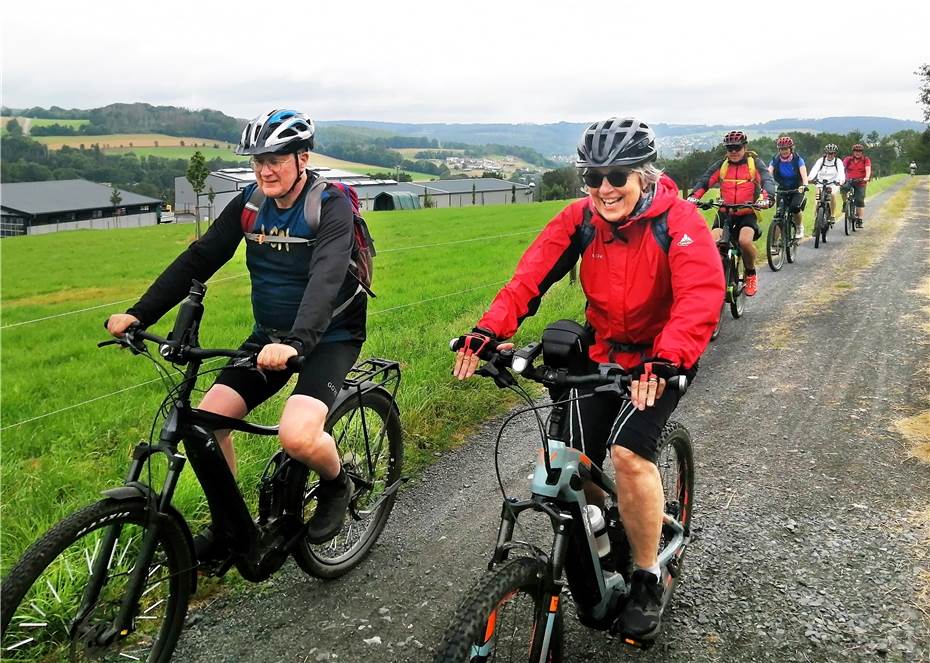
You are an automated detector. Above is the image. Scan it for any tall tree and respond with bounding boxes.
[6,118,23,135]
[917,63,930,121]
[186,151,209,238]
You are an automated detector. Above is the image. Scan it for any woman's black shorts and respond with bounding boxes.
[563,385,682,465]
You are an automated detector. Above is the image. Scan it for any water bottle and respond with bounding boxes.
[585,504,611,559]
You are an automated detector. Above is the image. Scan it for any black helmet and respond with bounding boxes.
[236,109,315,156]
[575,117,657,168]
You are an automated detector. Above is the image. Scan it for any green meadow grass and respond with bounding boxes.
[0,200,583,573]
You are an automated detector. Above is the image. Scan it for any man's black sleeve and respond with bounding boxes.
[287,192,354,353]
[126,194,246,326]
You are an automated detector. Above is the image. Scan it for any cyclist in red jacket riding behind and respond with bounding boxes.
[687,130,776,297]
[842,144,872,228]
[453,117,723,641]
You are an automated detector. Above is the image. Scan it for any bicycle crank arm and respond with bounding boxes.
[351,476,408,519]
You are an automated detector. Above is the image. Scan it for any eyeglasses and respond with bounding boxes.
[582,169,630,188]
[250,154,293,171]
[725,145,745,152]
[778,147,792,152]
[853,149,863,153]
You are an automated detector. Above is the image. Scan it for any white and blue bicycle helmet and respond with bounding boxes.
[236,109,315,156]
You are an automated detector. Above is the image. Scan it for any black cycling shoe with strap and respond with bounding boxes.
[615,569,664,640]
[306,469,353,544]
[192,525,229,566]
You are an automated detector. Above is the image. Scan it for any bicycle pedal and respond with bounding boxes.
[617,634,654,650]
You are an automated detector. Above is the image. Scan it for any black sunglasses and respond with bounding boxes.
[582,170,630,188]
[725,144,745,152]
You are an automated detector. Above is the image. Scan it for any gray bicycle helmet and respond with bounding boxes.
[575,117,657,168]
[236,109,315,156]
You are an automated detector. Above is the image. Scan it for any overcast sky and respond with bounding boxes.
[2,0,927,126]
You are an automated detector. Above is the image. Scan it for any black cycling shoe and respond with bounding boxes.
[192,525,228,565]
[615,570,664,640]
[306,470,353,544]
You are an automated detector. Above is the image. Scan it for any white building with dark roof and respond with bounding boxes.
[1,180,163,236]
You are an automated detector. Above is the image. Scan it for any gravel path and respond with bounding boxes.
[175,177,930,662]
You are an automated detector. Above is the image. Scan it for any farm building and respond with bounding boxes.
[373,191,421,210]
[176,168,533,219]
[0,180,162,237]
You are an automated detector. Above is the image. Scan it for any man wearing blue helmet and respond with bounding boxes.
[107,109,365,558]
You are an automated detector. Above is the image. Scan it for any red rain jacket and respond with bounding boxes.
[477,175,723,370]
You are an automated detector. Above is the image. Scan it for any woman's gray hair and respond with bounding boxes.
[632,163,663,187]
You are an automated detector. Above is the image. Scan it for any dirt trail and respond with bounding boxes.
[175,177,930,663]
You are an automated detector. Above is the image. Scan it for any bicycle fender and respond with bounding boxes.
[102,483,199,592]
[330,382,400,420]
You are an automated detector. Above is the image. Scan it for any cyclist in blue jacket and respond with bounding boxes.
[768,136,809,239]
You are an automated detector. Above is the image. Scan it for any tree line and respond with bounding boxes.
[2,103,242,142]
[0,125,240,203]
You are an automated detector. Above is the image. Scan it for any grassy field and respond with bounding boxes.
[0,175,903,574]
[25,117,90,129]
[0,200,580,574]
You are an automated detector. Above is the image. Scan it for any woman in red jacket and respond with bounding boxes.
[452,117,723,640]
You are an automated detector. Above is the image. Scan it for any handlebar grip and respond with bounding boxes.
[449,337,460,352]
[286,355,305,371]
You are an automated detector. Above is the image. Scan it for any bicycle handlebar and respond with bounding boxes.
[695,200,767,211]
[101,321,305,370]
[449,338,688,395]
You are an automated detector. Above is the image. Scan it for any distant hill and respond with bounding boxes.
[322,117,927,155]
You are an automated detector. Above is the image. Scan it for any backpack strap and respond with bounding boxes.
[578,207,671,254]
[240,183,264,233]
[650,210,671,253]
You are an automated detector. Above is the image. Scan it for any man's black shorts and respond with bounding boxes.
[712,211,762,241]
[842,182,867,207]
[214,335,361,412]
[563,385,682,465]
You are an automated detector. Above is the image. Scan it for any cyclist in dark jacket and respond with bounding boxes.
[454,118,723,640]
[107,109,363,554]
[687,130,776,297]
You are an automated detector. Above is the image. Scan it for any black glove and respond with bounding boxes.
[630,357,680,382]
[453,327,499,360]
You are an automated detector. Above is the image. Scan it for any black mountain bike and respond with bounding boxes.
[810,178,839,248]
[766,187,806,271]
[698,200,765,339]
[842,178,864,235]
[435,321,694,661]
[0,281,403,662]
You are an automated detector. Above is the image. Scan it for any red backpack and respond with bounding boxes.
[240,174,376,296]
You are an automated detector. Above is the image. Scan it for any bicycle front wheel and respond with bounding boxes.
[293,387,403,579]
[730,255,745,319]
[433,557,562,663]
[1,498,192,662]
[766,217,785,272]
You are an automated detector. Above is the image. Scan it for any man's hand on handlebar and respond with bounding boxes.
[257,343,299,371]
[106,313,141,338]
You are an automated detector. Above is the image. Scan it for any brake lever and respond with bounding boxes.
[476,361,514,389]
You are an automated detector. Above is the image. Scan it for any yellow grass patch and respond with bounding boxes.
[4,285,143,308]
[34,134,233,150]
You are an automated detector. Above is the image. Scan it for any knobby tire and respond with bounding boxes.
[0,498,192,663]
[293,388,403,579]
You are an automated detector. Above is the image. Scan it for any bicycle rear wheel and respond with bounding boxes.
[433,557,562,663]
[1,498,192,662]
[293,387,403,579]
[766,217,785,271]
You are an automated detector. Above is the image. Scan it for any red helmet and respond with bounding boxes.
[852,143,865,151]
[776,136,794,149]
[723,130,748,146]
